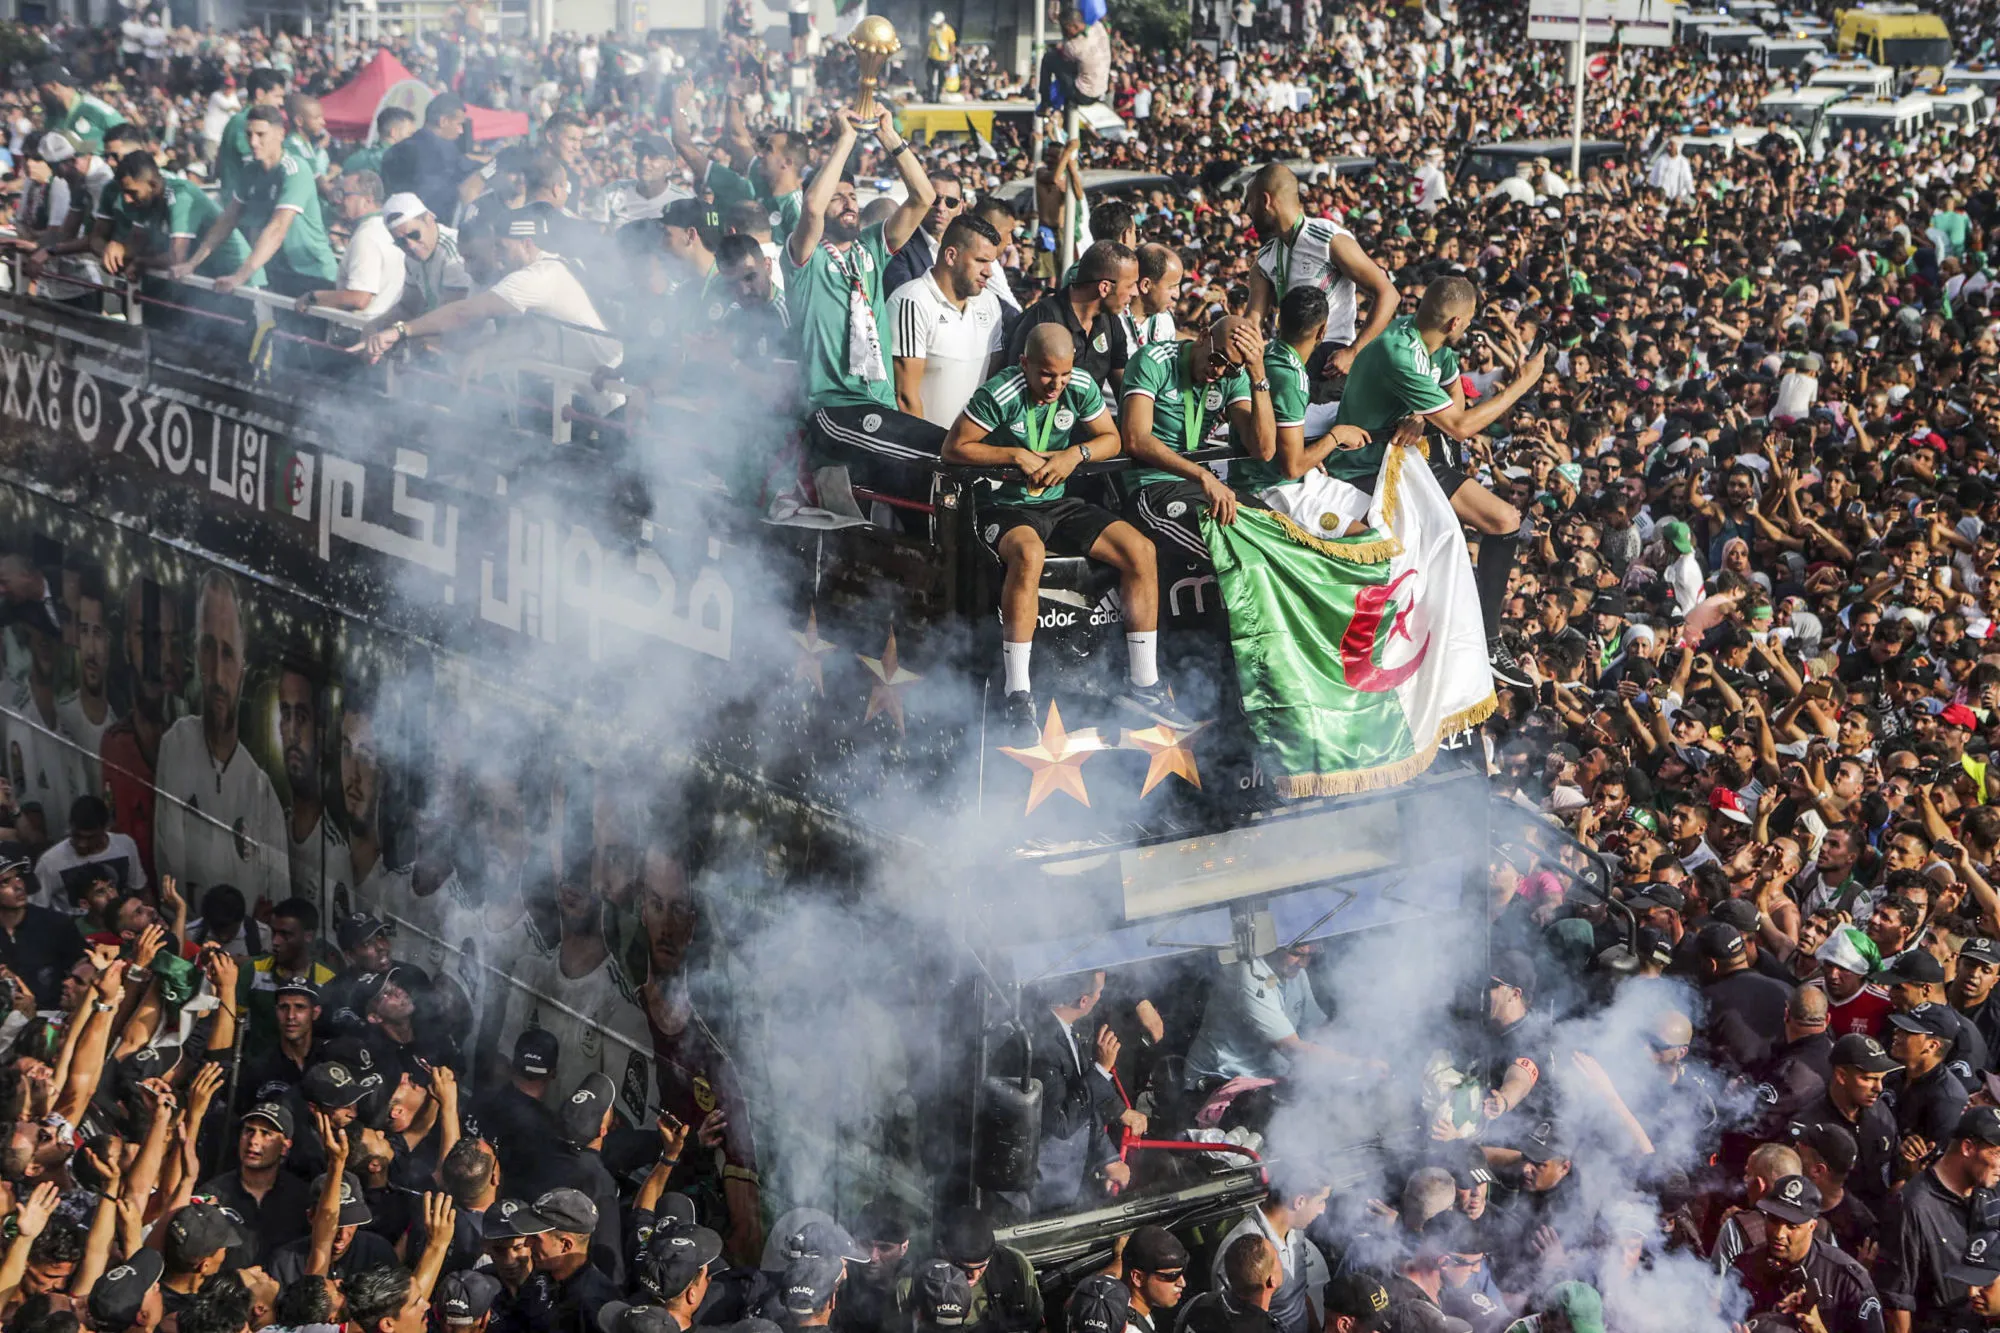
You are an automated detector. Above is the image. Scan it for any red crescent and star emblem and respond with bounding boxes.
[1340,570,1429,692]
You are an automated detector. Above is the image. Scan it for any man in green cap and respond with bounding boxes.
[1659,518,1703,616]
[1501,1280,1603,1333]
[1330,274,1547,685]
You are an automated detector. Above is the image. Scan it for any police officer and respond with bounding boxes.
[903,1209,1040,1333]
[1880,1107,2000,1333]
[1882,952,1990,1081]
[1730,1174,1885,1333]
[1886,1005,1973,1157]
[1120,1226,1190,1333]
[1790,1034,1902,1216]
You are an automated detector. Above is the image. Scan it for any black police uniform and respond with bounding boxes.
[1879,1166,1992,1333]
[1886,1063,1971,1145]
[198,1168,313,1269]
[1790,1093,1899,1214]
[469,1082,568,1199]
[1174,1292,1282,1333]
[1822,1189,1879,1257]
[1731,1237,1885,1333]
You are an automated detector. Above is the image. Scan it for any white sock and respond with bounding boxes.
[1127,631,1160,688]
[1002,640,1033,695]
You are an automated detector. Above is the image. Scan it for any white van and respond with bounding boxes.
[1822,93,1936,143]
[1927,86,1991,130]
[1677,11,1732,45]
[1753,36,1829,70]
[1702,22,1767,54]
[1807,59,1897,97]
[1757,85,1853,152]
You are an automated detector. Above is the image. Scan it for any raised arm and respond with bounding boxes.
[1424,347,1547,441]
[876,108,936,256]
[788,112,860,267]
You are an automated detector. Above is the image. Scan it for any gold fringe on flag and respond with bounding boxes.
[1271,692,1499,798]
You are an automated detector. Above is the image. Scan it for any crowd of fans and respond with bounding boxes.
[22,0,2000,1332]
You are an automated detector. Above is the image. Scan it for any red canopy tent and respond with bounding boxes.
[319,49,530,142]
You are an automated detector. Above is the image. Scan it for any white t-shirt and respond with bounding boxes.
[889,273,1005,428]
[120,17,145,53]
[1254,216,1360,344]
[1667,551,1705,616]
[1773,370,1818,421]
[54,692,113,799]
[202,91,240,147]
[512,949,659,1125]
[335,214,407,318]
[141,22,168,58]
[287,810,355,915]
[153,716,289,907]
[603,178,687,226]
[489,256,626,412]
[3,685,85,839]
[1126,309,1176,356]
[33,832,146,912]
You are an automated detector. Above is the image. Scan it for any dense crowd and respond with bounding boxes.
[21,2,2000,1333]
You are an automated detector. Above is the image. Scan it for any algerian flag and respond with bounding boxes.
[1203,441,1495,797]
[1816,923,1881,978]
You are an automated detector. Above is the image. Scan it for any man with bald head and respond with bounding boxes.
[1332,275,1548,686]
[945,325,1187,736]
[152,569,288,910]
[1242,163,1399,382]
[1118,315,1274,580]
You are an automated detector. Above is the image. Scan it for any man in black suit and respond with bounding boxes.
[996,969,1133,1214]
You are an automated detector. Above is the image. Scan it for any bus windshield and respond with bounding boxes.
[1881,36,1952,67]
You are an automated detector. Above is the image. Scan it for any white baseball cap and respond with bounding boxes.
[382,193,430,228]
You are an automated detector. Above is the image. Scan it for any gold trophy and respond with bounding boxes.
[848,15,902,117]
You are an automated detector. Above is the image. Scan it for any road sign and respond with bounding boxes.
[1527,0,1680,47]
[1588,52,1613,78]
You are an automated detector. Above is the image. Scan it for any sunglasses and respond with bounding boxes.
[391,228,424,249]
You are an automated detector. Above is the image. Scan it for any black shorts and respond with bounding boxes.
[1123,478,1215,564]
[789,10,809,35]
[978,497,1120,561]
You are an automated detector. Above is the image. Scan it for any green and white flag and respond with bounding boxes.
[1204,441,1495,798]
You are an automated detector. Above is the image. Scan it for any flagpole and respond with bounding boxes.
[1570,0,1588,179]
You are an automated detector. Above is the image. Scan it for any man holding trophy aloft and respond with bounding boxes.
[788,19,946,502]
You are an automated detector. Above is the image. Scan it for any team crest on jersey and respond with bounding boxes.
[1054,408,1075,430]
[974,305,995,327]
[1205,388,1223,411]
[862,413,883,433]
[860,251,874,272]
[693,1074,718,1113]
[707,302,725,321]
[1092,332,1108,353]
[582,1024,601,1058]
[1166,501,1188,519]
[233,817,251,860]
[984,524,1001,544]
[768,210,783,228]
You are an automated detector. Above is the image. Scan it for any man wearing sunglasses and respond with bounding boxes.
[884,170,966,298]
[1118,1225,1190,1333]
[378,193,469,322]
